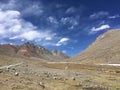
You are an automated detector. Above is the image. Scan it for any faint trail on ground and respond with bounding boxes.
[0,62,24,69]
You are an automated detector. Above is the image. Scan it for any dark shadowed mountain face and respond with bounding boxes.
[0,42,69,61]
[70,30,120,64]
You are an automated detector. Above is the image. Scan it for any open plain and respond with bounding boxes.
[0,55,120,90]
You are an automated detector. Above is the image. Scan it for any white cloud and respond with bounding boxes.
[0,9,56,44]
[47,16,58,24]
[56,38,69,46]
[22,3,43,16]
[90,24,110,33]
[45,37,52,40]
[66,7,76,14]
[61,17,78,30]
[10,30,55,41]
[61,17,78,26]
[0,0,44,16]
[108,14,120,19]
[0,0,73,47]
[58,38,69,44]
[17,31,40,40]
[90,11,109,19]
[0,29,5,35]
[0,0,16,10]
[0,10,21,37]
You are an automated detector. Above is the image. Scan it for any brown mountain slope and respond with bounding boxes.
[0,42,69,61]
[70,29,120,64]
[0,44,18,56]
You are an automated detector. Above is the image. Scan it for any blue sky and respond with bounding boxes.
[0,0,120,56]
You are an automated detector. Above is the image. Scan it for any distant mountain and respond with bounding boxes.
[0,42,69,61]
[70,29,120,64]
[51,50,69,59]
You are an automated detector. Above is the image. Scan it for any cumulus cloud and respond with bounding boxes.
[0,10,21,37]
[90,11,109,19]
[56,38,69,46]
[0,9,56,44]
[10,30,56,41]
[90,24,110,34]
[0,0,73,47]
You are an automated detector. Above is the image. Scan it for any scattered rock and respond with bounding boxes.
[58,77,62,80]
[64,78,68,81]
[77,81,83,87]
[14,72,19,76]
[0,69,3,73]
[115,70,120,73]
[71,77,75,80]
[39,82,45,89]
[46,74,49,78]
[6,67,10,72]
[6,67,10,69]
[53,77,57,80]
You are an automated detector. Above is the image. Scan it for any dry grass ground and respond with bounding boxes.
[0,55,120,90]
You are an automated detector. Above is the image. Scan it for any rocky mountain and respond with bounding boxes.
[51,50,69,59]
[70,29,120,64]
[0,42,69,60]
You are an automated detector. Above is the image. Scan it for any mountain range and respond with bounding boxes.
[0,42,69,61]
[0,29,120,63]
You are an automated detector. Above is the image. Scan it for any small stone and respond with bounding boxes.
[53,77,57,80]
[0,69,3,73]
[116,70,120,73]
[39,82,45,89]
[64,78,68,81]
[14,72,19,76]
[77,81,83,86]
[58,77,62,80]
[6,67,10,69]
[6,67,10,71]
[71,77,75,80]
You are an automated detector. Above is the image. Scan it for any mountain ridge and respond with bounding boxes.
[0,42,69,61]
[69,29,120,64]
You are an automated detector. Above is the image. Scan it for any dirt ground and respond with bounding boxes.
[0,55,120,90]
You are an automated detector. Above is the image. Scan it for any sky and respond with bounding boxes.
[0,0,120,56]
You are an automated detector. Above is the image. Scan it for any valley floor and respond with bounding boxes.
[0,56,120,90]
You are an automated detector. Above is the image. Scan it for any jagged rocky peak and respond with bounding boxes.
[51,49,70,58]
[51,50,63,56]
[21,42,36,48]
[0,42,70,60]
